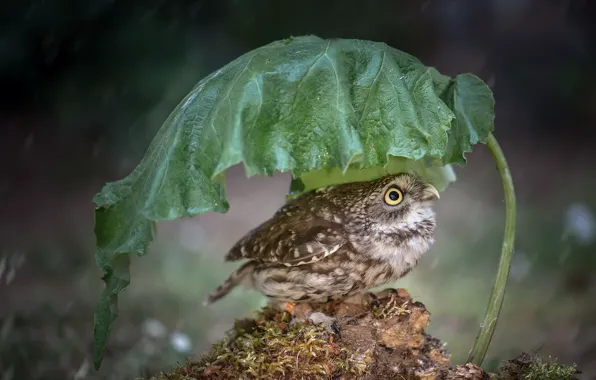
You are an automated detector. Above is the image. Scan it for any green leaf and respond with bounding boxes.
[92,35,494,369]
[437,73,495,165]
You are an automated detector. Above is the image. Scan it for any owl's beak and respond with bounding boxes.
[424,184,440,200]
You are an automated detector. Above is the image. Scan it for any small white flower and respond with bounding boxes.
[170,331,192,353]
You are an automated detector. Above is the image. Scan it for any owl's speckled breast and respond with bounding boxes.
[251,249,403,303]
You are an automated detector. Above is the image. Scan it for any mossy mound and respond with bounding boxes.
[147,289,579,380]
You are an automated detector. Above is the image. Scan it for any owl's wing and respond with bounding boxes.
[225,211,347,266]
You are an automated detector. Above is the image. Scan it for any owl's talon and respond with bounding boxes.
[284,302,297,314]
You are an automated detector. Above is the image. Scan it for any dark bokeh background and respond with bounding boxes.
[1,0,596,379]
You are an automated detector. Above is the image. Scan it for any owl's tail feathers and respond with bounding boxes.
[203,261,255,306]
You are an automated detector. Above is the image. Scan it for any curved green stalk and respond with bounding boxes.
[467,133,517,365]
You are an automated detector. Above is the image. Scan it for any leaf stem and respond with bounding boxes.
[467,132,516,365]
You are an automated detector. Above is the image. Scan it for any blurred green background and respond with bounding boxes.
[1,0,596,378]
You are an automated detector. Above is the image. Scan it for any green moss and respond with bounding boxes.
[372,297,411,319]
[146,293,580,380]
[491,353,579,380]
[149,307,365,379]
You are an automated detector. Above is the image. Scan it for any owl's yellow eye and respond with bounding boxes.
[384,187,403,206]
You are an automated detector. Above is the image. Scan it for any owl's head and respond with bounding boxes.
[334,173,440,231]
[365,172,439,222]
